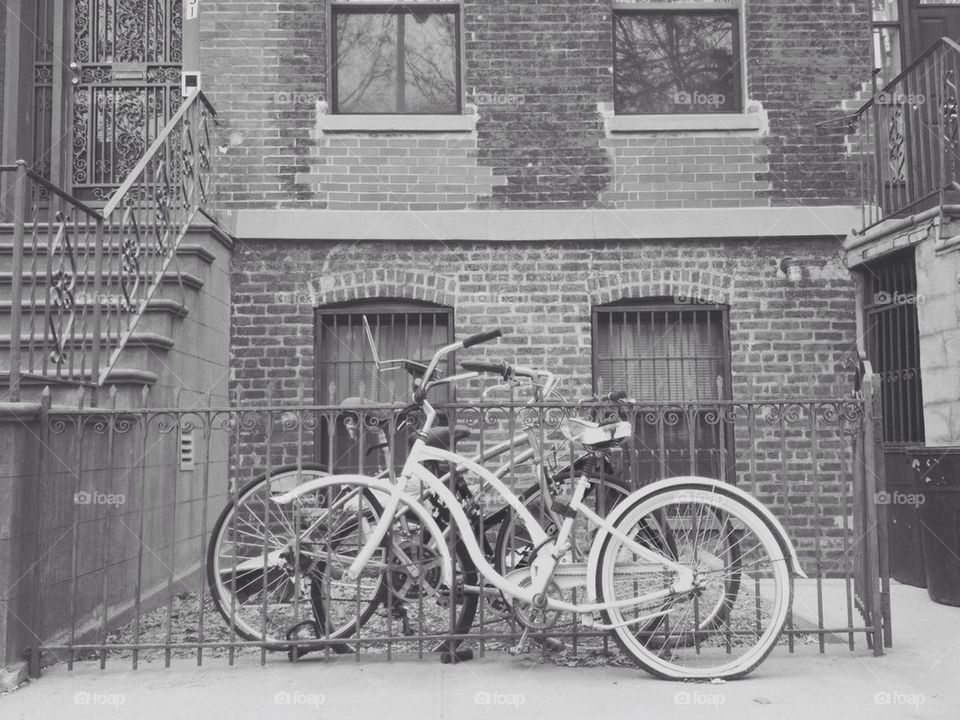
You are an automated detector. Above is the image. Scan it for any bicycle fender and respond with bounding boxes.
[585,476,807,602]
[272,474,455,587]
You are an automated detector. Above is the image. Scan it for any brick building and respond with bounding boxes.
[10,0,946,668]
[201,0,869,407]
[0,0,877,545]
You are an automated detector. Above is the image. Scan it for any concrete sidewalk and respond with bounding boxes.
[1,582,957,719]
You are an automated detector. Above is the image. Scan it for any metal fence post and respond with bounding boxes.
[26,386,52,678]
[9,161,28,402]
[861,363,885,657]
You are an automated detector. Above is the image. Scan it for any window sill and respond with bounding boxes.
[609,113,764,133]
[317,114,477,133]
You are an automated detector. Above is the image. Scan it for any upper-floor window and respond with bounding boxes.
[872,0,901,87]
[613,2,743,114]
[331,3,462,114]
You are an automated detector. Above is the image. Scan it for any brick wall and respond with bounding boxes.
[297,131,509,211]
[599,131,773,208]
[746,0,871,204]
[232,239,855,404]
[199,0,870,210]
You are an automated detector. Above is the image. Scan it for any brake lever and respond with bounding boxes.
[481,379,524,400]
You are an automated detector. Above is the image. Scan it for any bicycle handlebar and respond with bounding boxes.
[462,328,503,349]
[413,328,505,402]
[462,360,510,377]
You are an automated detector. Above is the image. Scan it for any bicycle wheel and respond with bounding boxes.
[594,483,792,680]
[207,466,388,645]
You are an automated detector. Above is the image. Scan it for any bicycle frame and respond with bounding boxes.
[343,399,698,617]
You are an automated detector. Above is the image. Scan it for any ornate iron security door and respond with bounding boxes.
[69,0,183,200]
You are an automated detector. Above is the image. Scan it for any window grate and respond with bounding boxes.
[593,301,733,483]
[315,299,455,473]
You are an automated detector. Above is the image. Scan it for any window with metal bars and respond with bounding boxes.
[592,300,733,482]
[315,299,455,473]
[862,250,925,445]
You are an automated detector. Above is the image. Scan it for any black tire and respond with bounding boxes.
[206,466,388,647]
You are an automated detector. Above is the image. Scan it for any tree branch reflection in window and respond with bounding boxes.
[614,10,741,114]
[334,7,460,114]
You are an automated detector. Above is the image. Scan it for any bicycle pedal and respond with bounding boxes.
[509,627,533,656]
[439,649,474,664]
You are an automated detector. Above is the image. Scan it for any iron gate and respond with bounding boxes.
[861,248,925,445]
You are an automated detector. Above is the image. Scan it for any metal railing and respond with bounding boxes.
[827,37,960,233]
[1,89,216,399]
[6,393,889,672]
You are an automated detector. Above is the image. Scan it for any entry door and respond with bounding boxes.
[905,0,960,61]
[57,1,183,200]
[68,0,184,201]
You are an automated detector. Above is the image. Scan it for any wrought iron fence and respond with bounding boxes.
[1,89,216,398]
[828,37,960,232]
[4,388,889,675]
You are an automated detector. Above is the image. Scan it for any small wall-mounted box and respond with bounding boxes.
[182,71,201,98]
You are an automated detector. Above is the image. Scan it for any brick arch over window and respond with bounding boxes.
[310,269,458,307]
[586,269,734,307]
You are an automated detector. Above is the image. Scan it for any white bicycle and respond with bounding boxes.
[272,328,806,679]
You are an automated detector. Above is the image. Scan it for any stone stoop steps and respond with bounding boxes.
[0,222,233,407]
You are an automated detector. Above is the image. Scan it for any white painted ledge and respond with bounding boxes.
[317,114,477,133]
[223,206,863,242]
[609,113,764,132]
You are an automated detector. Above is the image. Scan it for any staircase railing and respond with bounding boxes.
[824,37,960,233]
[1,165,105,399]
[1,89,216,400]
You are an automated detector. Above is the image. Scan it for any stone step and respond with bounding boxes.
[0,332,176,383]
[0,296,187,335]
[0,268,205,303]
[0,373,160,406]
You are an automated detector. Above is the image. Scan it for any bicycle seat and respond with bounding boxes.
[421,426,472,449]
[561,418,632,450]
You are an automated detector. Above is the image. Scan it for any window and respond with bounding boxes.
[331,3,462,114]
[315,300,454,472]
[593,300,733,481]
[872,0,902,87]
[862,250,925,445]
[613,2,743,114]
